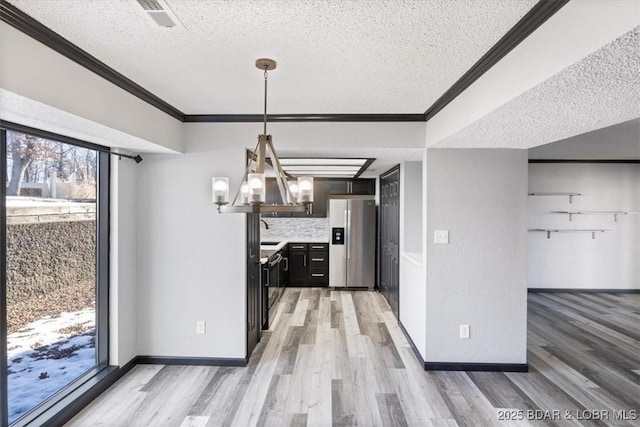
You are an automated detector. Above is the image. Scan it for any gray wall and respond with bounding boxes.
[135,146,247,359]
[425,149,528,364]
[110,157,138,365]
[399,158,427,359]
[528,163,640,289]
[401,161,423,254]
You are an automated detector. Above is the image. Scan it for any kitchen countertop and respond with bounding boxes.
[259,238,329,264]
[263,236,329,243]
[260,240,288,264]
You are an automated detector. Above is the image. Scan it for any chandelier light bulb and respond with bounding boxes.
[299,181,312,191]
[248,173,266,204]
[212,177,229,205]
[297,176,314,203]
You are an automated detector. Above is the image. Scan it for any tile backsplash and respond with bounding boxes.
[261,217,329,241]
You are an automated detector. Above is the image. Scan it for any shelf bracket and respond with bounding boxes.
[614,213,618,222]
[568,213,573,221]
[546,231,551,239]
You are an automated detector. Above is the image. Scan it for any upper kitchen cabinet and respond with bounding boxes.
[264,178,291,217]
[322,179,376,196]
[348,179,376,195]
[291,178,376,218]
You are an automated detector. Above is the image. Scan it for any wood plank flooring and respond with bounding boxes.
[67,290,640,426]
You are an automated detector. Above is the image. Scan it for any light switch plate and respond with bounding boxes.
[434,230,449,244]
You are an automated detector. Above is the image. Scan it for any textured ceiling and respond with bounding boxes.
[7,0,536,114]
[434,26,640,150]
[529,118,640,160]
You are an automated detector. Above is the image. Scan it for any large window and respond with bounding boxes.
[1,123,109,426]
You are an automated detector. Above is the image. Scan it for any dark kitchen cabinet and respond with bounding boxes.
[287,243,328,286]
[379,166,400,319]
[279,245,289,287]
[322,179,376,196]
[291,179,376,218]
[288,243,308,286]
[307,243,329,285]
[264,178,290,217]
[349,179,376,195]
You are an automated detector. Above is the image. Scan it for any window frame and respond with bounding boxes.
[0,121,110,427]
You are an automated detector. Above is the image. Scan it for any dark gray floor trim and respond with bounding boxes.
[398,321,426,369]
[118,357,139,377]
[135,355,248,367]
[0,1,185,122]
[528,288,640,294]
[424,362,529,373]
[183,113,426,123]
[529,159,640,163]
[423,0,569,121]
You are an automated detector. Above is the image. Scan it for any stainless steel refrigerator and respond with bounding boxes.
[329,198,376,288]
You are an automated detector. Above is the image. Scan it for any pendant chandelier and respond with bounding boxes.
[212,58,313,214]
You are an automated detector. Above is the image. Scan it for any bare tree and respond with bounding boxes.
[6,132,55,196]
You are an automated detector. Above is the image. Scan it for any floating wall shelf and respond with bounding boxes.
[528,192,583,203]
[552,211,638,222]
[528,229,610,239]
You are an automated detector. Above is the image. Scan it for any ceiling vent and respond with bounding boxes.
[136,0,182,28]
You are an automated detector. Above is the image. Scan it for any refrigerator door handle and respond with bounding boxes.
[346,207,351,260]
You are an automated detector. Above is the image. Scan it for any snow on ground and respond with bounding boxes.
[7,308,96,423]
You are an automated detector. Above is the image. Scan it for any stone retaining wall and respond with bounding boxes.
[6,220,96,305]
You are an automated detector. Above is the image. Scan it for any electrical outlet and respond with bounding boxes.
[196,320,206,335]
[460,324,470,339]
[434,230,449,244]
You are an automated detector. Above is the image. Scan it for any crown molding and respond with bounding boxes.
[423,0,569,121]
[529,159,640,164]
[0,0,186,121]
[184,113,425,123]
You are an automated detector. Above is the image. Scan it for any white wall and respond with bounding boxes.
[401,161,423,254]
[0,22,183,154]
[528,163,640,289]
[399,158,426,360]
[135,145,247,358]
[425,149,528,364]
[109,156,138,365]
[185,121,426,153]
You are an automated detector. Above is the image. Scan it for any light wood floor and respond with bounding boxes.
[68,290,640,426]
